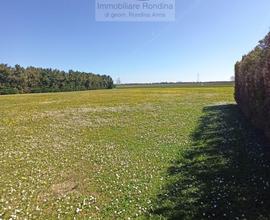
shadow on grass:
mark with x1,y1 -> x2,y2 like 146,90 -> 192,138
151,104 -> 270,220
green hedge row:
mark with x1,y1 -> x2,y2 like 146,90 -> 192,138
235,32 -> 270,138
0,88 -> 19,95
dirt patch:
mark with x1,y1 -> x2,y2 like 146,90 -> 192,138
50,180 -> 78,197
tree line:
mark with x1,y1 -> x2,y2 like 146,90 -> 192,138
0,64 -> 114,94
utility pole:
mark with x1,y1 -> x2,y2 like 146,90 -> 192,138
197,73 -> 200,83
116,77 -> 121,85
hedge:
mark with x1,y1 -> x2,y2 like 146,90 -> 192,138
235,32 -> 270,138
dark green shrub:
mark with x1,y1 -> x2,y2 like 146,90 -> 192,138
235,32 -> 270,138
0,88 -> 19,95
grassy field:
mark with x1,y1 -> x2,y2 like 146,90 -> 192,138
116,82 -> 234,89
1,86 -> 270,219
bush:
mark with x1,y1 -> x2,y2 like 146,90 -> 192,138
235,32 -> 270,138
0,88 -> 19,95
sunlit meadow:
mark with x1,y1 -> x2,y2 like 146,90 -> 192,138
1,86 -> 235,219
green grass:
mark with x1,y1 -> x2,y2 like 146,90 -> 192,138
0,86 -> 269,219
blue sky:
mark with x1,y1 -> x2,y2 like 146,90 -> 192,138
1,0 -> 270,83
